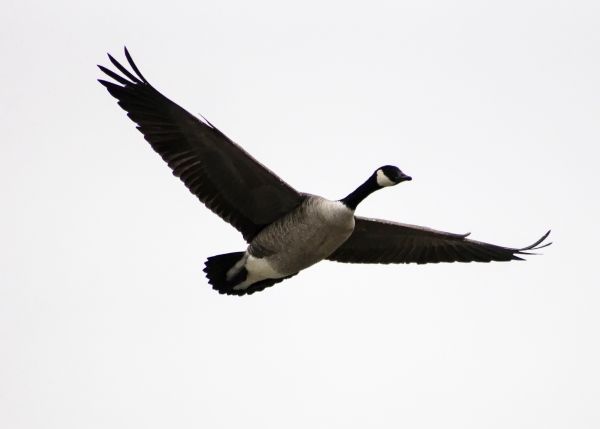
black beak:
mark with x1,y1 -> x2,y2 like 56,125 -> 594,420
398,173 -> 412,182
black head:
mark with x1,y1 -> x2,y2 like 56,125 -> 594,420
340,165 -> 412,209
375,165 -> 412,187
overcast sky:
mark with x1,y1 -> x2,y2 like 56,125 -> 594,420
1,0 -> 599,428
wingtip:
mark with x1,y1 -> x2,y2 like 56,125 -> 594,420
537,230 -> 552,248
123,46 -> 149,84
517,229 -> 552,254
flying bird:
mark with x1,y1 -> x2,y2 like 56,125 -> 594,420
98,48 -> 551,296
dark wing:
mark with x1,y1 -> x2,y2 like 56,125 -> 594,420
327,217 -> 551,264
98,48 -> 303,241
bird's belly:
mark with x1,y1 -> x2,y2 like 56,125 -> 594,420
266,224 -> 353,275
249,198 -> 355,276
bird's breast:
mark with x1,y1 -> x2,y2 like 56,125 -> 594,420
248,196 -> 355,274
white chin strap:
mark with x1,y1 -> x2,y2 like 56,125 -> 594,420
376,170 -> 396,187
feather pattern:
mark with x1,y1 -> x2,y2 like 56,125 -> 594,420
98,48 -> 302,241
327,217 -> 551,264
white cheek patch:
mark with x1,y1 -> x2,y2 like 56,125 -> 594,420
376,169 -> 396,187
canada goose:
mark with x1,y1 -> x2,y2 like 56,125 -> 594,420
98,48 -> 551,296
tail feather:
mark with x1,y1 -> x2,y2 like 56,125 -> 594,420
203,252 -> 296,296
203,252 -> 247,294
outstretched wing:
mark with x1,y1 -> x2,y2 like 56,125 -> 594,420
98,48 -> 303,241
327,217 -> 551,264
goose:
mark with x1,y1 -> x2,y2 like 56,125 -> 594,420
98,48 -> 551,296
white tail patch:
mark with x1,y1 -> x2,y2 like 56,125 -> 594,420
232,255 -> 284,291
226,253 -> 248,281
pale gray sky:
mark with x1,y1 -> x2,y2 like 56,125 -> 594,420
1,1 -> 599,428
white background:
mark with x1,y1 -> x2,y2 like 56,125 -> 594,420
1,1 -> 599,428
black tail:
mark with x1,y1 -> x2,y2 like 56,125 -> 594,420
203,252 -> 297,296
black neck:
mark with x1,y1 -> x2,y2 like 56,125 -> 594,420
340,176 -> 380,210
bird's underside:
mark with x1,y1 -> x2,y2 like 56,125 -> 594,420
98,47 -> 551,296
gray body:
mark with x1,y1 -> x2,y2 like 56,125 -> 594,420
228,195 -> 355,290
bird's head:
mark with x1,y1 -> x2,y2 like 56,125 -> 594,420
374,165 -> 412,187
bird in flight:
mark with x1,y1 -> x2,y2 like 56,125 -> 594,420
98,48 -> 551,296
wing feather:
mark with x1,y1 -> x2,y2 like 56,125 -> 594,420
327,217 -> 551,264
98,48 -> 303,241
